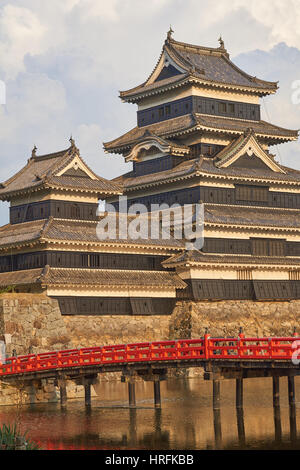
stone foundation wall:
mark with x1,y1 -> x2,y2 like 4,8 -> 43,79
0,294 -> 299,406
172,300 -> 300,339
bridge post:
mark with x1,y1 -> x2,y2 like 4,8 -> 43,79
288,375 -> 296,406
128,380 -> 136,407
236,378 -> 243,409
60,383 -> 67,407
213,379 -> 221,410
153,379 -> 161,408
273,376 -> 280,408
75,375 -> 98,408
288,375 -> 297,441
272,376 -> 282,442
84,383 -> 91,407
57,378 -> 67,407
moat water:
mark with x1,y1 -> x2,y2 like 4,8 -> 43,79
1,376 -> 300,450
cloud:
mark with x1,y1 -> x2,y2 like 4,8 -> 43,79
0,5 -> 46,80
235,42 -> 300,168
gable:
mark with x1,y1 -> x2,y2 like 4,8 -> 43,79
154,64 -> 183,83
230,153 -> 273,170
63,167 -> 91,178
215,132 -> 286,174
55,155 -> 97,180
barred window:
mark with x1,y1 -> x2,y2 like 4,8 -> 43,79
218,102 -> 227,113
236,185 -> 269,202
228,103 -> 235,114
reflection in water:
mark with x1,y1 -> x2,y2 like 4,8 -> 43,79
236,408 -> 245,447
213,408 -> 222,449
0,377 -> 299,450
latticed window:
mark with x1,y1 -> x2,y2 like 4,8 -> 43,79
236,185 -> 269,203
252,239 -> 285,257
269,240 -> 285,257
218,102 -> 227,113
228,103 -> 235,114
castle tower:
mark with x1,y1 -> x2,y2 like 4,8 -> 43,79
0,139 -> 185,315
103,32 -> 300,302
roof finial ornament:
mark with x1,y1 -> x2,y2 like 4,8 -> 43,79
218,35 -> 225,49
167,25 -> 174,41
70,135 -> 75,148
31,145 -> 37,158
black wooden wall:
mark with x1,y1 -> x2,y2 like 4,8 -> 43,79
137,96 -> 260,127
178,279 -> 300,301
0,251 -> 167,273
54,296 -> 176,316
10,200 -> 99,224
117,185 -> 300,211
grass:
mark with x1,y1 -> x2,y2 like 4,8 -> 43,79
0,423 -> 40,450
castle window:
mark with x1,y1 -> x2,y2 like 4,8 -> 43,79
252,239 -> 285,257
158,107 -> 164,118
252,239 -> 268,256
236,185 -> 269,203
228,103 -> 235,114
70,204 -> 80,219
218,102 -> 227,113
165,105 -> 171,115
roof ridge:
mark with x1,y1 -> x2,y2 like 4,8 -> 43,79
32,148 -> 70,161
168,37 -> 228,57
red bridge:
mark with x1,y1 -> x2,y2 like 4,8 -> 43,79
0,334 -> 299,409
0,335 -> 299,377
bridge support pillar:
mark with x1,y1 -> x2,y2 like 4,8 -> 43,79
273,376 -> 280,408
213,379 -> 221,410
288,375 -> 296,406
128,381 -> 136,407
236,378 -> 243,409
56,378 -> 67,407
288,375 -> 297,441
272,376 -> 282,441
60,384 -> 67,407
84,383 -> 91,407
153,380 -> 161,408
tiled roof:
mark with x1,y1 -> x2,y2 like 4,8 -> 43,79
199,158 -> 300,183
0,218 -> 184,250
120,37 -> 278,102
163,250 -> 300,268
0,266 -> 186,290
115,158 -> 196,190
0,144 -> 121,200
104,115 -> 195,152
204,204 -> 300,229
104,114 -> 297,153
0,268 -> 44,287
42,267 -> 186,289
115,159 -> 300,194
0,219 -> 47,247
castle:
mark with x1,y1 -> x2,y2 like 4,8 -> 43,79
0,30 -> 300,319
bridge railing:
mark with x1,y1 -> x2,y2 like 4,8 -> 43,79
0,336 -> 298,377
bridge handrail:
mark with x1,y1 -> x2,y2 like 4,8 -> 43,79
0,336 -> 299,377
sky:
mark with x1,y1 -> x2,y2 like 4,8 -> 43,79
0,0 -> 299,225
